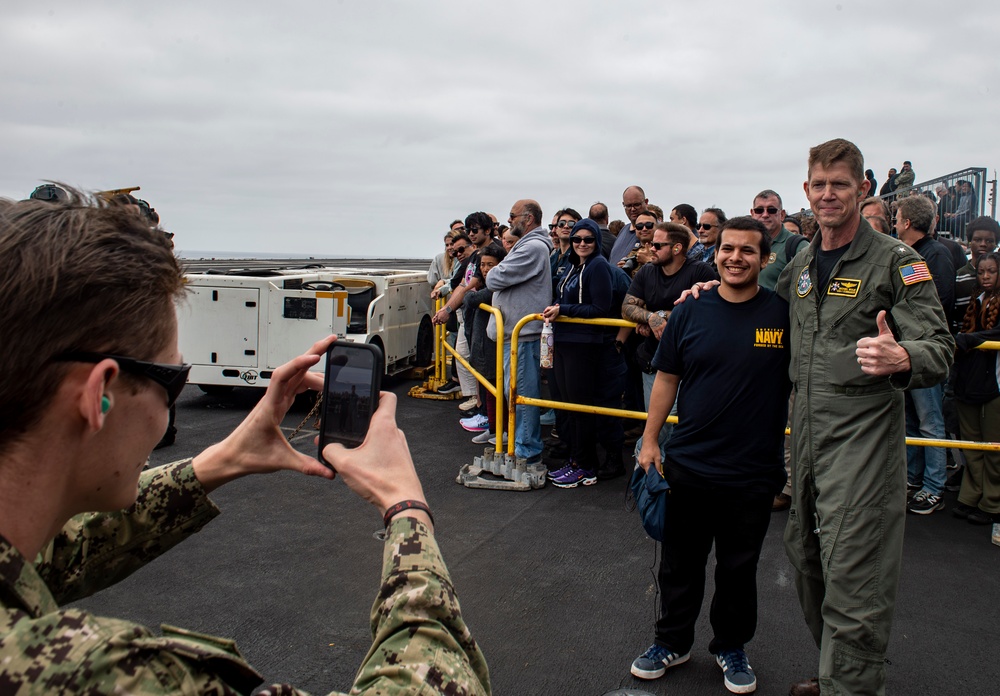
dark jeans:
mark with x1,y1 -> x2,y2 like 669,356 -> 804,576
655,481 -> 773,655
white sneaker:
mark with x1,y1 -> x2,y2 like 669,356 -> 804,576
459,396 -> 479,412
460,413 -> 489,432
487,433 -> 508,446
471,430 -> 493,444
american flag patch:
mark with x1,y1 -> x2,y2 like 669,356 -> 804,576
899,262 -> 931,285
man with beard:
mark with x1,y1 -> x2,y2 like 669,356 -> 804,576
486,199 -> 553,466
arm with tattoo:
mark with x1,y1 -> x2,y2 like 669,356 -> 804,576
622,294 -> 667,334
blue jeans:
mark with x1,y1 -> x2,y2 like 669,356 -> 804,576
503,338 -> 543,461
636,371 -> 677,463
905,383 -> 947,496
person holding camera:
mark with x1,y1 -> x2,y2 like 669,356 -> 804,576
622,222 -> 717,411
618,209 -> 658,278
0,191 -> 490,695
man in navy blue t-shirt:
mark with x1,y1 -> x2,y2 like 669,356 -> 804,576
629,216 -> 791,695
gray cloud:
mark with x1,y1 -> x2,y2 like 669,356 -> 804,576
2,1 -> 997,257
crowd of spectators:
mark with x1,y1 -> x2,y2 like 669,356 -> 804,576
429,184 -> 998,521
424,138 -> 998,694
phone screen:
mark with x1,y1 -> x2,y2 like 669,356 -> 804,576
319,343 -> 381,460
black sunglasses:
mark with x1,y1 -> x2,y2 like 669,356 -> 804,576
650,241 -> 676,251
751,206 -> 780,216
634,222 -> 656,231
571,236 -> 596,245
697,223 -> 717,230
450,245 -> 469,256
54,351 -> 191,407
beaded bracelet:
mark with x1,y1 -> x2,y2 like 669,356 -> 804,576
382,500 -> 434,529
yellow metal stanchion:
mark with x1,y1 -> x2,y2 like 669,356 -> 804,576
408,297 -> 463,400
455,305 -> 531,490
449,313 -> 1000,492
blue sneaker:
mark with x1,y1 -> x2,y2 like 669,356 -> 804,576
630,643 -> 690,680
546,460 -> 575,480
552,466 -> 596,488
715,648 -> 756,693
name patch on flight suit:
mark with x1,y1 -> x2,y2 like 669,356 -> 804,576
754,328 -> 785,348
796,268 -> 812,297
826,278 -> 862,298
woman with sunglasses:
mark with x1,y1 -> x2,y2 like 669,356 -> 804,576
542,219 -> 626,487
0,191 -> 489,695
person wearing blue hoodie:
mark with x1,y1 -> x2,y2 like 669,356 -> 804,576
542,219 -> 627,487
486,200 -> 554,465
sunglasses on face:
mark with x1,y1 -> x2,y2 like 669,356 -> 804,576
650,241 -> 676,251
54,351 -> 191,408
752,206 -> 780,216
571,236 -> 596,245
634,222 -> 656,231
451,245 -> 469,256
697,223 -> 717,230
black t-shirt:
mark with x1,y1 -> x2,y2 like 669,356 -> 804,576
471,241 -> 505,284
814,243 -> 851,293
652,288 -> 792,494
627,259 -> 718,359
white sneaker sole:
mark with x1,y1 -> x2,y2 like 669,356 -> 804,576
716,655 -> 756,693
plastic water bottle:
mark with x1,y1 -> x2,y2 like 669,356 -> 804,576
540,320 -> 554,369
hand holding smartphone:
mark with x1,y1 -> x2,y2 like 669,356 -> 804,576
318,342 -> 383,465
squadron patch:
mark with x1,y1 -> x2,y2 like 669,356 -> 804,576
768,252 -> 778,265
899,262 -> 931,285
796,268 -> 812,297
826,278 -> 862,298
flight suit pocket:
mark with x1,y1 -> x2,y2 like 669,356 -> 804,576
822,506 -> 884,609
826,291 -> 876,386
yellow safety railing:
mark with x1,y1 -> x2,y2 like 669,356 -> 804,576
434,301 -> 506,454
506,313 -> 1000,455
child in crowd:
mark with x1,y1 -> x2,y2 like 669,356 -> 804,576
461,246 -> 507,443
953,251 -> 1000,526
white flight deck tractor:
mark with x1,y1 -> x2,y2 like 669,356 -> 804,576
177,266 -> 434,393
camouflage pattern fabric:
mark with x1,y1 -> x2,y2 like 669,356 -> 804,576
893,169 -> 915,197
0,461 -> 491,695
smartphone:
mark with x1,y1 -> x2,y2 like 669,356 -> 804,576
318,342 -> 383,465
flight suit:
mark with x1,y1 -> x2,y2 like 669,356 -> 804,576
775,219 -> 953,696
0,461 -> 490,695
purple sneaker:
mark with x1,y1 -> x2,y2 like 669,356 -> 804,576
547,461 -> 575,480
552,466 -> 597,488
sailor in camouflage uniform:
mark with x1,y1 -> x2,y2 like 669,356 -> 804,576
0,191 -> 490,695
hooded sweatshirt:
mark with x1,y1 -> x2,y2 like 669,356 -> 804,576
553,219 -> 616,344
486,224 -> 553,340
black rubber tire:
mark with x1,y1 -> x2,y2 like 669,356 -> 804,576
198,384 -> 235,396
415,315 -> 434,367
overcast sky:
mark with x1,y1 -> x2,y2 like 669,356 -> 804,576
3,1 -> 997,258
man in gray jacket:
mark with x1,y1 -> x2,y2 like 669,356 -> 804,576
486,199 -> 554,465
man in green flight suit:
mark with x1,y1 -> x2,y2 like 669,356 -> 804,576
0,190 -> 490,695
778,140 -> 953,696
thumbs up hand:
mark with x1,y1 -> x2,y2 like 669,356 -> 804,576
856,310 -> 912,376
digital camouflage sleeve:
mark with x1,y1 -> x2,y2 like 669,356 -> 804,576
0,461 -> 491,695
